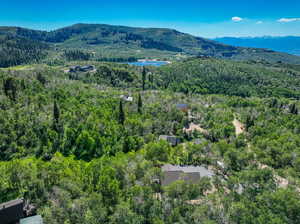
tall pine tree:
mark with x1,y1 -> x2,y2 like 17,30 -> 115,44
3,77 -> 17,101
53,100 -> 60,132
119,100 -> 125,125
138,93 -> 143,114
142,66 -> 146,91
290,103 -> 298,115
148,72 -> 154,89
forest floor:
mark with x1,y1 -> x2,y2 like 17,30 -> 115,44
183,122 -> 208,135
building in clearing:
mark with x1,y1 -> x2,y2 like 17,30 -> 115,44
69,65 -> 95,73
161,164 -> 215,186
120,95 -> 133,102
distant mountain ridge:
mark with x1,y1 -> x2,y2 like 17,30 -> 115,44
1,23 -> 300,67
0,24 -> 238,55
214,36 -> 300,56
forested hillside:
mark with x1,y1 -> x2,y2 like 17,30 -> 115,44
0,33 -> 49,67
155,58 -> 300,98
1,24 -> 300,68
0,59 -> 300,223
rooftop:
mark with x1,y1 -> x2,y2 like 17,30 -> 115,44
0,199 -> 24,224
162,164 -> 215,177
0,199 -> 24,210
161,164 -> 215,186
20,215 -> 43,224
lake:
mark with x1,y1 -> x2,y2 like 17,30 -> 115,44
127,61 -> 169,67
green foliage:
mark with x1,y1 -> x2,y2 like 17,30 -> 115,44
53,100 -> 60,130
119,100 -> 125,125
3,77 -> 18,101
64,50 -> 91,61
74,130 -> 96,160
2,24 -> 300,68
0,61 -> 300,224
138,93 -> 143,114
155,58 -> 300,98
142,67 -> 147,91
145,141 -> 172,163
0,34 -> 49,67
36,73 -> 47,86
229,188 -> 300,224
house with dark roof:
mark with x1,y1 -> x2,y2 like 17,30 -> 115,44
69,65 -> 95,73
0,199 -> 24,224
0,199 -> 43,224
80,65 -> 95,72
161,164 -> 215,186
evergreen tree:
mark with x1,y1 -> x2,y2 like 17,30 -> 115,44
110,71 -> 116,87
138,93 -> 143,114
3,77 -> 17,101
123,135 -> 131,153
64,50 -> 91,61
142,66 -> 147,91
37,73 -> 47,86
53,100 -> 60,131
148,72 -> 154,89
245,115 -> 255,131
119,100 -> 125,125
270,98 -> 278,108
54,101 -> 60,123
290,103 -> 298,115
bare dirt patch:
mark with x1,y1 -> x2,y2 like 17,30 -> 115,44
233,118 -> 245,136
183,123 -> 208,135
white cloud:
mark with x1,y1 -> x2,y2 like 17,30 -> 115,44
278,18 -> 300,23
232,17 -> 243,22
256,21 -> 263,24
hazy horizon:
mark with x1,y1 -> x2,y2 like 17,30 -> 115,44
1,22 -> 300,39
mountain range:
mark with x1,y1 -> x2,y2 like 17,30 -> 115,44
1,23 -> 300,67
214,36 -> 300,56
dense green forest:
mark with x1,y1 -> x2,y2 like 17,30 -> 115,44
0,34 -> 49,67
0,57 -> 300,223
155,58 -> 300,98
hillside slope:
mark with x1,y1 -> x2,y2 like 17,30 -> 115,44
0,31 -> 49,67
1,24 -> 300,66
155,58 -> 300,98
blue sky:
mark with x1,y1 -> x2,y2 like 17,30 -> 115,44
1,0 -> 300,38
